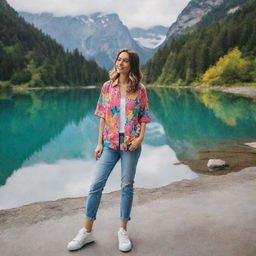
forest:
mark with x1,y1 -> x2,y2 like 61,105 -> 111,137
143,0 -> 256,86
0,0 -> 108,91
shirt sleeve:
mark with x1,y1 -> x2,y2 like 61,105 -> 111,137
138,86 -> 151,123
94,83 -> 106,119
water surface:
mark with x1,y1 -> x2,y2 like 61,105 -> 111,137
0,87 -> 255,209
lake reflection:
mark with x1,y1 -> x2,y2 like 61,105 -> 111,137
0,87 -> 256,209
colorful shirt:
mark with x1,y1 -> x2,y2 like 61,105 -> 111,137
94,78 -> 151,151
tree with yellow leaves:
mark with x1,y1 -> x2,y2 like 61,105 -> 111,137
201,47 -> 253,85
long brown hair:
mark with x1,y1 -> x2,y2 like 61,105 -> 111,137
109,48 -> 143,93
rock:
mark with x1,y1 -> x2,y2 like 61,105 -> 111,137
244,142 -> 256,149
165,0 -> 224,43
207,159 -> 227,170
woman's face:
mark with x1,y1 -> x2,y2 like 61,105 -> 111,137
115,51 -> 131,76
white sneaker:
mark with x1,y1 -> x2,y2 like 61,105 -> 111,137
67,227 -> 95,251
118,228 -> 132,252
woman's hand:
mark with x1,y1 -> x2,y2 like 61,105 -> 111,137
129,137 -> 143,151
94,143 -> 103,160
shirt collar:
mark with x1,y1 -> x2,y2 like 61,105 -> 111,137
111,78 -> 119,87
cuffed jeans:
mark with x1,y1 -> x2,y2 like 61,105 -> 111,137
85,133 -> 141,222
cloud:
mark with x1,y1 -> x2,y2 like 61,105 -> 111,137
8,0 -> 190,29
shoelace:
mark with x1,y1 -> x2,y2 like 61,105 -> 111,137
73,230 -> 86,242
119,230 -> 130,243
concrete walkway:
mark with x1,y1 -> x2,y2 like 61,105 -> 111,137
1,167 -> 256,256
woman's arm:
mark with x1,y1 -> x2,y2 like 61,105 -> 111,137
94,117 -> 105,160
138,122 -> 146,141
129,122 -> 147,151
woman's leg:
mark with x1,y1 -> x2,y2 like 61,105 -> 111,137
84,146 -> 120,228
84,219 -> 94,232
120,220 -> 128,230
119,146 -> 142,228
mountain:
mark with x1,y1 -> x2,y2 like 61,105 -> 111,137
164,0 -> 224,43
0,0 -> 108,89
143,0 -> 256,85
191,0 -> 244,28
164,0 -> 249,45
130,25 -> 168,49
18,11 -> 155,69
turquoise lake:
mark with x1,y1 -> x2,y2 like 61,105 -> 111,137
0,87 -> 256,210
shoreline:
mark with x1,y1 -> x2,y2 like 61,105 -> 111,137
147,84 -> 256,98
0,166 -> 255,230
0,138 -> 255,214
183,139 -> 256,175
1,84 -> 256,98
195,85 -> 256,97
1,166 -> 256,256
13,85 -> 97,91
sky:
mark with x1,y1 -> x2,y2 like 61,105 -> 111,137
7,0 -> 191,29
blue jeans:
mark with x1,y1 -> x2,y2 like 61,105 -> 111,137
85,133 -> 142,222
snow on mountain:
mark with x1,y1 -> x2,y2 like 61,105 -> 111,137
18,11 -> 154,69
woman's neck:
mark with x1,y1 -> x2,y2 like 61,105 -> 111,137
118,74 -> 129,85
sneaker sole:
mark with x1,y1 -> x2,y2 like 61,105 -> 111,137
119,243 -> 133,253
68,239 -> 95,251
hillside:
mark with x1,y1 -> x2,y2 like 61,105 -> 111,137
0,0 -> 108,90
143,0 -> 256,86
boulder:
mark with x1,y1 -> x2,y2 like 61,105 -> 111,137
244,142 -> 256,149
207,159 -> 227,171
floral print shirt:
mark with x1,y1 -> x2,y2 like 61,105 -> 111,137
94,78 -> 151,151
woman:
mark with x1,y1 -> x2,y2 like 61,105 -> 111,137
67,48 -> 151,252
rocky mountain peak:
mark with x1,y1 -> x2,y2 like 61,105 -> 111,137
18,11 -> 154,69
165,0 -> 224,42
